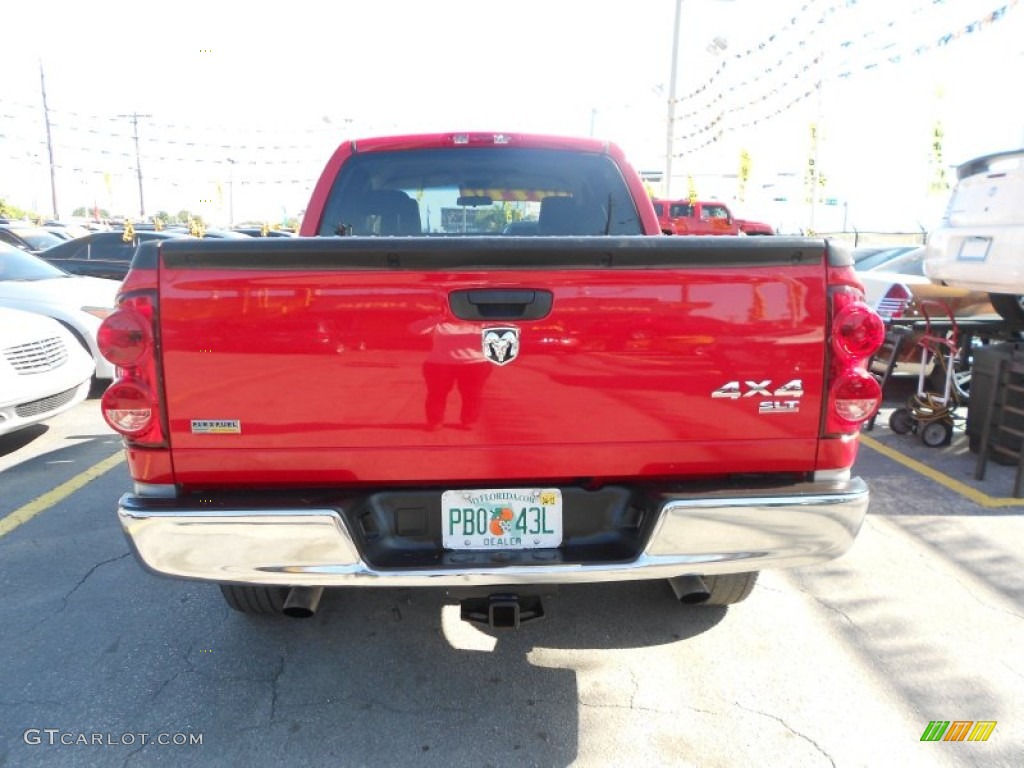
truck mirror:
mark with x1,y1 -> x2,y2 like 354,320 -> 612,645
457,195 -> 493,207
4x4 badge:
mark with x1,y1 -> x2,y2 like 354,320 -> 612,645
482,327 -> 520,366
711,379 -> 804,399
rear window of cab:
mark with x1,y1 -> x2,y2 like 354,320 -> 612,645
317,147 -> 643,237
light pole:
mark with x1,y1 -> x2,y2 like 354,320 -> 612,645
227,158 -> 236,228
664,1 -> 732,199
664,0 -> 684,198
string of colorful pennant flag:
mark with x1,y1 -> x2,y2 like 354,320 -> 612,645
672,0 -> 1019,157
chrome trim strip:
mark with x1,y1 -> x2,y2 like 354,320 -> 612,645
117,478 -> 869,587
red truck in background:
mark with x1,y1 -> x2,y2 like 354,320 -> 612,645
653,198 -> 775,236
98,132 -> 883,627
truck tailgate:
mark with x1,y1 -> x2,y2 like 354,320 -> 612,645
156,238 -> 828,487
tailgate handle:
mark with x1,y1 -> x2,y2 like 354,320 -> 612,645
449,289 -> 553,321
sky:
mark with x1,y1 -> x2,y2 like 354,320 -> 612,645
1,0 -> 1022,233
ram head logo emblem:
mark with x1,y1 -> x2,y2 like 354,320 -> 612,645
482,327 -> 520,366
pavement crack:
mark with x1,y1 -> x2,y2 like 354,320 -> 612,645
806,593 -> 858,628
270,654 -> 286,723
120,743 -> 147,768
785,581 -> 859,629
151,670 -> 184,704
735,703 -> 836,767
8,552 -> 131,642
60,552 -> 132,612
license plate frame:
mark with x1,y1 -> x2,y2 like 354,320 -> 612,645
441,488 -> 563,551
957,236 -> 991,262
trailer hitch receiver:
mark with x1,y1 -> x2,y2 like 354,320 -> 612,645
460,593 -> 545,629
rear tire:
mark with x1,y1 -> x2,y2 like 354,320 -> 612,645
701,572 -> 759,605
219,585 -> 288,615
990,293 -> 1024,327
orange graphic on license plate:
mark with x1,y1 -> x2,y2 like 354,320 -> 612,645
489,507 -> 515,535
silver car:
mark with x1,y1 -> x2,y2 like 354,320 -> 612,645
0,242 -> 118,379
0,306 -> 95,435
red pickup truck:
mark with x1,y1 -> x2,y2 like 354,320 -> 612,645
98,132 -> 883,627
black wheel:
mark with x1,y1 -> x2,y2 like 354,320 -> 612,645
990,293 -> 1024,328
219,585 -> 288,615
701,572 -> 759,605
920,419 -> 953,448
889,408 -> 915,435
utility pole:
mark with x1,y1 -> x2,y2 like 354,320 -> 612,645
118,112 -> 152,218
664,0 -> 683,198
39,61 -> 58,220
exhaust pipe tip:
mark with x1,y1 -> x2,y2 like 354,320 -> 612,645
668,575 -> 711,605
282,586 -> 325,619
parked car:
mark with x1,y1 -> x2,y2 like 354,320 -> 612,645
858,247 -> 993,319
44,222 -> 92,241
0,306 -> 94,436
652,199 -> 739,235
231,227 -> 296,238
924,148 -> 1024,324
232,225 -> 296,237
858,246 -> 993,399
41,228 -> 74,241
36,230 -> 185,281
853,245 -> 919,271
165,226 -> 250,239
0,224 -> 66,254
0,243 -> 118,379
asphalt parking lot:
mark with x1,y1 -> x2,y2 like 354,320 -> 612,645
0,381 -> 1021,768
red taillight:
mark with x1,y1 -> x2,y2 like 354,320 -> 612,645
830,370 -> 882,425
98,309 -> 151,368
101,291 -> 165,446
823,277 -> 885,437
831,301 -> 886,360
876,284 -> 911,320
101,381 -> 155,435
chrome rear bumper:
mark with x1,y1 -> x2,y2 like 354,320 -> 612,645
117,478 -> 869,587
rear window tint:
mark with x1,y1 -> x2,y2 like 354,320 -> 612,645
317,147 -> 643,237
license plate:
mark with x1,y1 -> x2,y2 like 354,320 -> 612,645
441,488 -> 562,550
957,236 -> 991,261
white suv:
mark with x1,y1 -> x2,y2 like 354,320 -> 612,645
924,149 -> 1024,324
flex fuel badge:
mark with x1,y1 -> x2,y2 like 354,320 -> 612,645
191,420 -> 241,434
